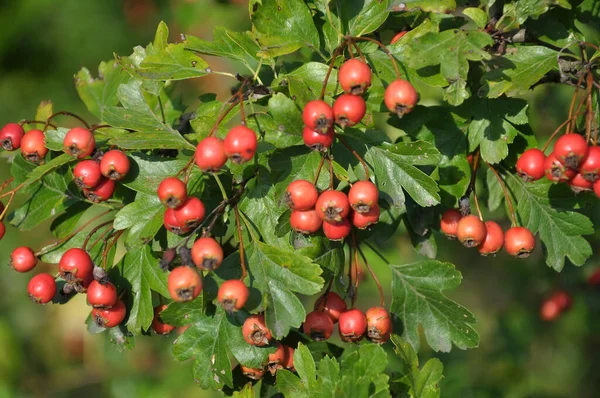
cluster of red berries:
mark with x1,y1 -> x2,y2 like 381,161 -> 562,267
540,290 -> 572,321
286,179 -> 380,240
0,123 -> 48,164
517,133 -> 600,195
303,292 -> 392,344
194,125 -> 257,172
440,210 -> 536,258
158,177 -> 206,235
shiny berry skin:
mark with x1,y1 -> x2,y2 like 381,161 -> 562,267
504,226 -> 536,258
10,246 -> 37,273
351,204 -> 380,229
20,129 -> 48,164
540,298 -> 561,321
164,207 -> 190,235
384,79 -> 418,117
456,215 -> 487,248
152,304 -> 176,335
303,310 -> 334,341
290,209 -> 322,234
333,94 -> 366,127
440,209 -> 462,239
339,59 -> 372,95
218,280 -> 249,312
100,150 -> 130,180
266,343 -> 286,375
0,221 -> 4,241
348,180 -> 378,213
64,127 -> 95,159
28,273 -> 56,304
303,126 -> 335,152
553,133 -> 589,169
302,100 -> 334,134
173,197 -> 205,230
157,177 -> 188,209
516,148 -> 546,182
168,266 -> 202,302
544,152 -> 576,182
195,137 -> 228,172
323,218 -> 352,241
86,280 -> 118,309
366,306 -> 392,344
579,146 -> 600,182
391,31 -> 409,44
59,248 -> 94,287
594,180 -> 600,199
92,299 -> 126,328
283,345 -> 295,370
285,179 -> 318,211
338,308 -> 367,343
316,190 -> 350,222
314,291 -> 347,323
0,123 -> 24,150
478,221 -> 504,256
224,125 -> 257,164
83,178 -> 116,203
73,160 -> 103,189
241,366 -> 265,380
242,314 -> 272,346
568,173 -> 593,193
191,237 -> 223,271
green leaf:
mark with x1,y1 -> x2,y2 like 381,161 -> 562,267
504,174 -> 593,271
121,246 -> 169,334
390,260 -> 479,352
75,60 -> 131,119
480,46 -> 558,98
340,0 -> 390,37
44,128 -> 68,151
267,93 -> 304,139
391,335 -> 443,398
138,43 -> 210,81
498,0 -> 571,30
33,101 -> 53,129
113,193 -> 164,249
336,344 -> 390,397
159,297 -> 204,327
463,7 -> 488,28
389,0 -> 456,13
21,153 -> 75,190
486,168 -> 504,212
247,242 -> 324,339
121,154 -> 198,195
277,62 -> 339,107
249,0 -> 320,57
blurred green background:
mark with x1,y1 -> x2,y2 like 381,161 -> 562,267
1,1 -> 600,397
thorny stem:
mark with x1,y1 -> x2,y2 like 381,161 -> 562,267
233,205 -> 247,280
352,36 -> 401,79
45,111 -> 90,130
486,162 -> 518,227
320,45 -> 344,100
313,155 -> 326,186
19,120 -> 57,129
336,134 -> 370,180
356,243 -> 384,307
82,220 -> 114,251
102,230 -> 124,269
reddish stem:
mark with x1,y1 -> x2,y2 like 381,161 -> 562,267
352,36 -> 401,79
313,155 -> 326,186
45,111 -> 90,130
19,120 -> 57,129
336,134 -> 370,180
320,45 -> 344,100
82,220 -> 114,251
356,243 -> 384,307
486,162 -> 518,227
102,230 -> 124,269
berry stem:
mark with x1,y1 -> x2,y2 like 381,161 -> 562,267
541,112 -> 586,152
44,111 -> 90,130
320,45 -> 344,100
486,162 -> 518,227
352,36 -> 401,79
363,240 -> 391,264
0,192 -> 14,221
313,155 -> 326,186
356,242 -> 384,307
349,39 -> 367,63
90,124 -> 113,132
585,72 -> 594,143
213,174 -> 229,202
352,235 -> 360,308
472,190 -> 484,221
233,205 -> 247,281
465,150 -> 480,197
347,241 -> 354,305
566,72 -> 587,135
326,155 -> 335,190
82,220 -> 115,251
19,120 -> 57,129
0,177 -> 14,193
86,226 -> 115,252
102,230 -> 124,269
335,134 -> 370,180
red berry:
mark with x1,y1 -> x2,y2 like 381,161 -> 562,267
553,133 -> 589,169
164,207 -> 190,235
173,197 -> 205,230
59,248 -> 94,287
224,125 -> 257,164
391,31 -> 409,44
191,237 -> 223,271
516,148 -> 546,182
504,226 -> 535,258
351,204 -> 380,229
27,273 -> 56,304
195,137 -> 227,172
303,310 -> 334,341
168,266 -> 202,302
290,209 -> 323,234
540,298 -> 561,321
73,160 -> 103,189
440,209 -> 462,239
338,308 -> 367,343
218,279 -> 249,311
64,127 -> 95,159
266,342 -> 286,375
314,291 -> 347,323
0,123 -> 24,150
285,180 -> 318,211
10,246 -> 38,273
348,180 -> 378,213
384,79 -> 418,117
0,221 -> 4,241
323,218 -> 352,241
456,215 -> 487,248
568,173 -> 593,193
20,129 -> 48,164
333,94 -> 366,128
152,304 -> 176,335
338,59 -> 372,95
83,178 -> 116,203
478,221 -> 504,256
158,177 -> 188,208
579,146 -> 600,182
366,306 -> 392,344
550,290 -> 572,311
241,366 -> 265,380
242,314 -> 272,346
588,268 -> 600,286
100,150 -> 130,180
544,152 -> 576,182
283,345 -> 295,370
87,280 -> 118,309
316,190 -> 350,222
303,126 -> 335,152
302,100 -> 334,134
92,299 -> 126,328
